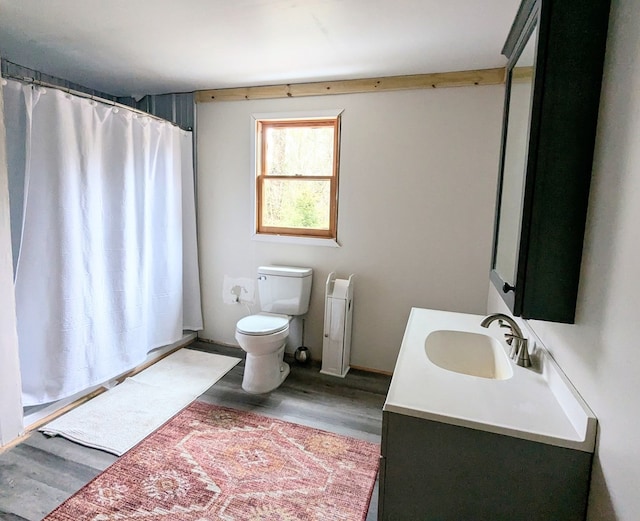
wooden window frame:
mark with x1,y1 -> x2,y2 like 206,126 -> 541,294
256,117 -> 340,239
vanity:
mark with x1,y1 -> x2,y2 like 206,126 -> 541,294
377,0 -> 610,516
378,308 -> 597,520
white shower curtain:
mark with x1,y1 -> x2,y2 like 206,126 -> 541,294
3,79 -> 203,406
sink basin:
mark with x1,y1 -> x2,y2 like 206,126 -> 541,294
425,330 -> 513,380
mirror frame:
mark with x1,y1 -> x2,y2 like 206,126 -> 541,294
491,0 -> 539,313
490,0 -> 611,323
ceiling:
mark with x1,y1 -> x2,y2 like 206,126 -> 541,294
0,0 -> 520,98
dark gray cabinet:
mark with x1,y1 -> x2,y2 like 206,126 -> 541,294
378,411 -> 593,520
491,0 -> 611,323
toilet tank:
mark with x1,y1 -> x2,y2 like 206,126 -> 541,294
258,266 -> 313,315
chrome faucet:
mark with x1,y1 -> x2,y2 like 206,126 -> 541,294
480,313 -> 531,368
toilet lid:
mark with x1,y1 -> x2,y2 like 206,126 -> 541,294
236,314 -> 289,335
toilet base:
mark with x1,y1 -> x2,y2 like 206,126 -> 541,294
242,345 -> 290,394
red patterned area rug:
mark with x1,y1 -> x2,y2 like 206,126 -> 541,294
44,402 -> 380,520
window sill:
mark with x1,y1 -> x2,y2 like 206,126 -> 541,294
251,233 -> 341,248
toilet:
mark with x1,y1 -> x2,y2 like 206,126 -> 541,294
235,266 -> 313,393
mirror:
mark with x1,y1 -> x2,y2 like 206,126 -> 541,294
493,25 -> 537,286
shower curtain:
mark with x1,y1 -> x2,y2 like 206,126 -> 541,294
3,79 -> 203,406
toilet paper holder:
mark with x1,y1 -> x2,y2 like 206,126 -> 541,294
320,272 -> 354,378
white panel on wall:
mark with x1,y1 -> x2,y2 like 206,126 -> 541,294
196,86 -> 503,372
222,275 -> 256,305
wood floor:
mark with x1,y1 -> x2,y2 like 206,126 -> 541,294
0,341 -> 391,520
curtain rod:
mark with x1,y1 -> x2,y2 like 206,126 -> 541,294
1,73 -> 183,129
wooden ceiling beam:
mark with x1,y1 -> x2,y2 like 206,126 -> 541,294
195,67 -> 507,103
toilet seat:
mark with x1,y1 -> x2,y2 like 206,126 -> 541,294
236,313 -> 289,336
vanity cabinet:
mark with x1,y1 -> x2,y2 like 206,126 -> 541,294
380,308 -> 598,520
490,0 -> 610,322
378,411 -> 593,521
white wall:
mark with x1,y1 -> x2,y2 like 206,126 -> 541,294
197,86 -> 503,372
0,78 -> 24,446
488,1 -> 640,518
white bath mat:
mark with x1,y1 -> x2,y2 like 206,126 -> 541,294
40,349 -> 240,455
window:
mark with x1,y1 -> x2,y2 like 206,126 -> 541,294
255,115 -> 340,239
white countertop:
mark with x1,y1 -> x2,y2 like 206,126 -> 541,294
384,308 -> 597,452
